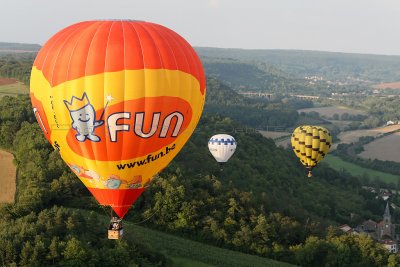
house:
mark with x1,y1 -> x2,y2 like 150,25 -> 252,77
380,239 -> 398,253
339,224 -> 352,233
380,191 -> 392,201
339,224 -> 358,235
387,120 -> 395,126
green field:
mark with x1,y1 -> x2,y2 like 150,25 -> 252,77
123,222 -> 296,267
0,82 -> 28,96
324,154 -> 400,184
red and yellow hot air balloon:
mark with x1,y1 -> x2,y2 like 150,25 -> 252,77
30,20 -> 206,219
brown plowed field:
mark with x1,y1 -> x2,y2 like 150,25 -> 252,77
373,82 -> 400,89
0,150 -> 16,203
359,132 -> 400,162
0,78 -> 17,86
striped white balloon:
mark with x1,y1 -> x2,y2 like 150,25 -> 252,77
208,134 -> 237,163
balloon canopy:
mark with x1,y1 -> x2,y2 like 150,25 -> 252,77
291,125 -> 332,177
208,134 -> 237,163
30,20 -> 206,218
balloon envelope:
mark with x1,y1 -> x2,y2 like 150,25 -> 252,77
291,125 -> 332,177
30,20 -> 206,218
208,134 -> 237,163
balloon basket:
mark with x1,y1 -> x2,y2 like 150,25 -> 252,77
108,215 -> 123,240
108,229 -> 123,240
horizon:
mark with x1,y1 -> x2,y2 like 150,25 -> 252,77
2,0 -> 400,56
4,41 -> 400,58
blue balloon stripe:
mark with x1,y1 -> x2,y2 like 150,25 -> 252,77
208,138 -> 237,145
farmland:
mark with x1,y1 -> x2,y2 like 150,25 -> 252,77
259,130 -> 291,139
0,77 -> 28,96
0,77 -> 17,86
359,132 -> 400,163
259,130 -> 292,149
298,105 -> 365,117
0,149 -> 16,203
337,124 -> 400,146
373,81 -> 400,89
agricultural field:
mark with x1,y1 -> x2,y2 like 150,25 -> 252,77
259,130 -> 291,140
125,223 -> 295,267
259,130 -> 292,148
373,81 -> 400,89
324,155 -> 400,184
0,77 -> 17,86
0,77 -> 28,96
297,105 -> 365,117
0,150 -> 16,203
337,124 -> 400,146
359,132 -> 400,163
327,120 -> 353,131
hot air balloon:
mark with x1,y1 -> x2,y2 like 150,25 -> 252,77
291,125 -> 332,177
208,134 -> 237,167
30,20 -> 206,238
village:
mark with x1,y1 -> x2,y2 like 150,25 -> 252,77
340,187 -> 399,253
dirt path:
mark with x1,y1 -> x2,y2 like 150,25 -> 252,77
0,150 -> 16,203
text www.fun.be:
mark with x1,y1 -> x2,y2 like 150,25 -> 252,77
116,144 -> 176,170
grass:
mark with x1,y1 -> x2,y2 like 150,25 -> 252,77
324,154 -> 400,184
170,257 -> 215,267
0,82 -> 28,96
122,223 -> 296,267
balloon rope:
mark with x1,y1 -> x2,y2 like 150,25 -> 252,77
98,204 -> 161,225
125,205 -> 162,225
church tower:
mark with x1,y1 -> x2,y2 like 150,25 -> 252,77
378,202 -> 395,240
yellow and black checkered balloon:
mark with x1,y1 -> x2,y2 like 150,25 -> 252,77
291,125 -> 332,177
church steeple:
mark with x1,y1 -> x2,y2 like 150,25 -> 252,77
374,201 -> 395,241
384,202 -> 391,217
383,201 -> 392,227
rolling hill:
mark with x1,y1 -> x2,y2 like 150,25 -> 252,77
0,45 -> 398,266
0,42 -> 40,52
196,47 -> 400,83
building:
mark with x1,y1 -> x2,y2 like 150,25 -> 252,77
352,202 -> 398,253
356,219 -> 378,240
380,239 -> 398,253
377,202 -> 396,240
339,224 -> 352,233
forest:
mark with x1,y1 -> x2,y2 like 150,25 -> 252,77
1,48 -> 400,266
0,94 -> 398,266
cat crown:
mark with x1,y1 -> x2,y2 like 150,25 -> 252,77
64,93 -> 90,111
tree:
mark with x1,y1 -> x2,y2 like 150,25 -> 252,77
61,237 -> 93,267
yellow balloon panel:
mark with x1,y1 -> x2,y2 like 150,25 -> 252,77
30,68 -> 205,189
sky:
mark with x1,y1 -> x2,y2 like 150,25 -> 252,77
2,0 -> 400,55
